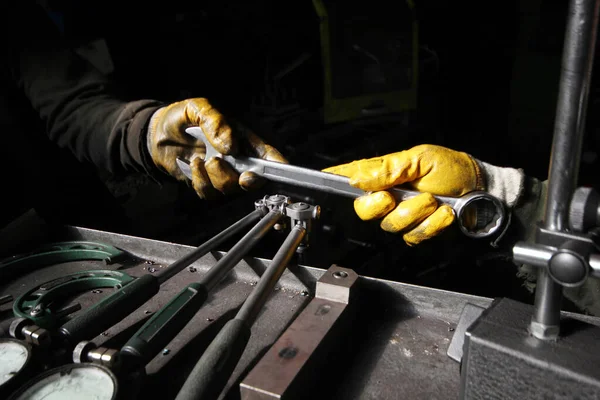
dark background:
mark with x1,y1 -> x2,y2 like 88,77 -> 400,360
11,0 -> 600,306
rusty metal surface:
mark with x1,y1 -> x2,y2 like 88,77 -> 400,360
2,226 -> 599,399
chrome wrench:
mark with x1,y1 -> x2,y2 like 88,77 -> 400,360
177,127 -> 506,239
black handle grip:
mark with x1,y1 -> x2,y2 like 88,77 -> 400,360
120,282 -> 209,366
175,318 -> 251,400
59,274 -> 160,345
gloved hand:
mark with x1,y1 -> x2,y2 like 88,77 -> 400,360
147,98 -> 287,199
323,145 -> 485,246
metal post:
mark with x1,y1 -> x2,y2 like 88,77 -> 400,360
156,210 -> 263,284
235,225 -> 306,325
199,210 -> 283,291
531,0 -> 600,340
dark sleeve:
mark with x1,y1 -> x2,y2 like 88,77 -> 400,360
5,2 -> 164,176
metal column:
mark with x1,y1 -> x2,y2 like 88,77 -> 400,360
531,0 -> 600,339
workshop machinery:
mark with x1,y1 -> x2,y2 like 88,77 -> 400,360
2,216 -> 599,399
2,0 -> 600,398
2,133 -> 508,399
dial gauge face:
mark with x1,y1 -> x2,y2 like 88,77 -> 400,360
12,364 -> 116,400
0,340 -> 30,386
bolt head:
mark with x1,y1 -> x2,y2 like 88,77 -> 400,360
529,321 -> 560,341
29,305 -> 43,316
291,202 -> 309,210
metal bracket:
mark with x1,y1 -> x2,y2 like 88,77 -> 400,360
254,195 -> 320,253
239,265 -> 359,399
513,224 -> 600,287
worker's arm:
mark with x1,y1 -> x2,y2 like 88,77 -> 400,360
5,2 -> 285,198
5,2 -> 160,177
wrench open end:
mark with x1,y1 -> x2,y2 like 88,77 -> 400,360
176,157 -> 193,180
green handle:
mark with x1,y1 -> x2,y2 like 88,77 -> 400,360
59,274 -> 160,345
120,282 -> 208,366
174,318 -> 251,400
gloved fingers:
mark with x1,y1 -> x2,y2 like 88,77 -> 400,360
205,157 -> 240,195
239,171 -> 267,191
347,152 -> 417,192
402,205 -> 455,246
190,157 -> 219,200
185,98 -> 237,155
230,121 -> 288,163
380,193 -> 438,233
353,191 -> 396,220
322,160 -> 362,178
323,151 -> 416,192
246,131 -> 288,163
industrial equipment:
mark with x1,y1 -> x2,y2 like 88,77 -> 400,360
1,0 -> 600,398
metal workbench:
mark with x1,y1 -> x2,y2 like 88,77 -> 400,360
1,225 -> 598,399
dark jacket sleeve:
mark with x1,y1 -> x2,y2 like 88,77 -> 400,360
4,2 -> 164,177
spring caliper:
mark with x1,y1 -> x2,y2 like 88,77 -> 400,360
3,241 -> 131,347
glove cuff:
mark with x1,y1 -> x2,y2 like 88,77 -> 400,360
138,105 -> 167,181
146,107 -> 165,163
475,159 -> 526,209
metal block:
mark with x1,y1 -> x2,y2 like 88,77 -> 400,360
460,297 -> 600,399
239,265 -> 359,400
447,303 -> 486,363
315,265 -> 358,303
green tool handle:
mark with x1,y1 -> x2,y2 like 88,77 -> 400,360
59,274 -> 160,345
120,282 -> 208,365
174,318 -> 251,400
119,211 -> 281,366
58,210 -> 263,346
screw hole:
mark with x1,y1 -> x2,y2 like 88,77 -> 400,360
333,271 -> 348,279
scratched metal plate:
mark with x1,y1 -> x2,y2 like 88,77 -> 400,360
2,226 -> 599,400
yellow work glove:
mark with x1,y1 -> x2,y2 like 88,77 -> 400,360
148,98 -> 287,199
323,145 -> 485,246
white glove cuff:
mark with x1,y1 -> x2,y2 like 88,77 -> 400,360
475,160 -> 526,208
